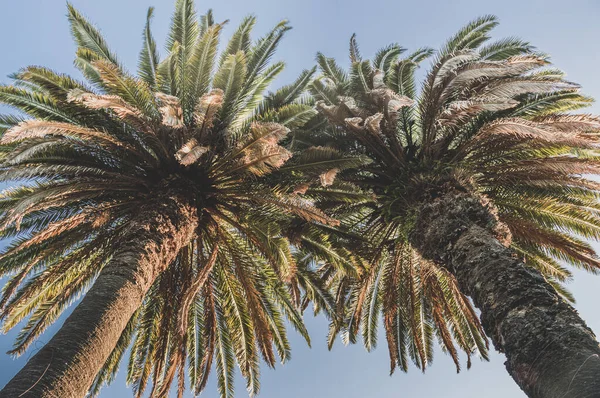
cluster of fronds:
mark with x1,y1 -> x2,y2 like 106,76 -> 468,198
0,2 -> 364,397
301,15 -> 600,374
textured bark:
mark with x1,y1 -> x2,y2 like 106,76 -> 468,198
410,191 -> 600,398
0,193 -> 197,398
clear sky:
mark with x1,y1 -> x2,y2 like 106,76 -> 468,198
1,0 -> 600,397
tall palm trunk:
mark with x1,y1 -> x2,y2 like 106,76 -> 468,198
410,190 -> 600,398
0,194 -> 198,398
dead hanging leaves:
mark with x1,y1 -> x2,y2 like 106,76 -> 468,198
174,89 -> 224,166
177,144 -> 210,166
319,168 -> 339,187
291,169 -> 339,195
314,66 -> 414,137
155,93 -> 184,128
237,122 -> 292,176
67,89 -> 155,135
2,120 -> 126,148
193,89 -> 224,132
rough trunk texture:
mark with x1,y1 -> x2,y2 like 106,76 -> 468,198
410,191 -> 600,398
0,193 -> 197,398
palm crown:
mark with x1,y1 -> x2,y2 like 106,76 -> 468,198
304,15 -> 600,374
0,2 -> 352,397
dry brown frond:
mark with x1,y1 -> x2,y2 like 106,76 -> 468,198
2,120 -> 126,148
67,90 -> 154,135
320,169 -> 340,187
194,89 -> 224,134
155,93 -> 184,127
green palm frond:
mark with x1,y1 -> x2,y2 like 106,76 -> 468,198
373,44 -> 405,73
67,3 -> 120,66
261,67 -> 317,112
187,20 -> 223,109
138,7 -> 160,88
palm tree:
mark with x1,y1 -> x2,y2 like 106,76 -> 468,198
307,16 -> 600,397
0,2 -> 349,397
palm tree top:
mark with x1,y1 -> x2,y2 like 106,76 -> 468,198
0,1 -> 355,397
305,14 -> 600,374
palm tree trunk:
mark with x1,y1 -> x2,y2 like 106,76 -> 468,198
0,194 -> 198,398
409,190 -> 600,398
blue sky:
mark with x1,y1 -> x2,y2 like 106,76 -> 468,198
1,0 -> 600,397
